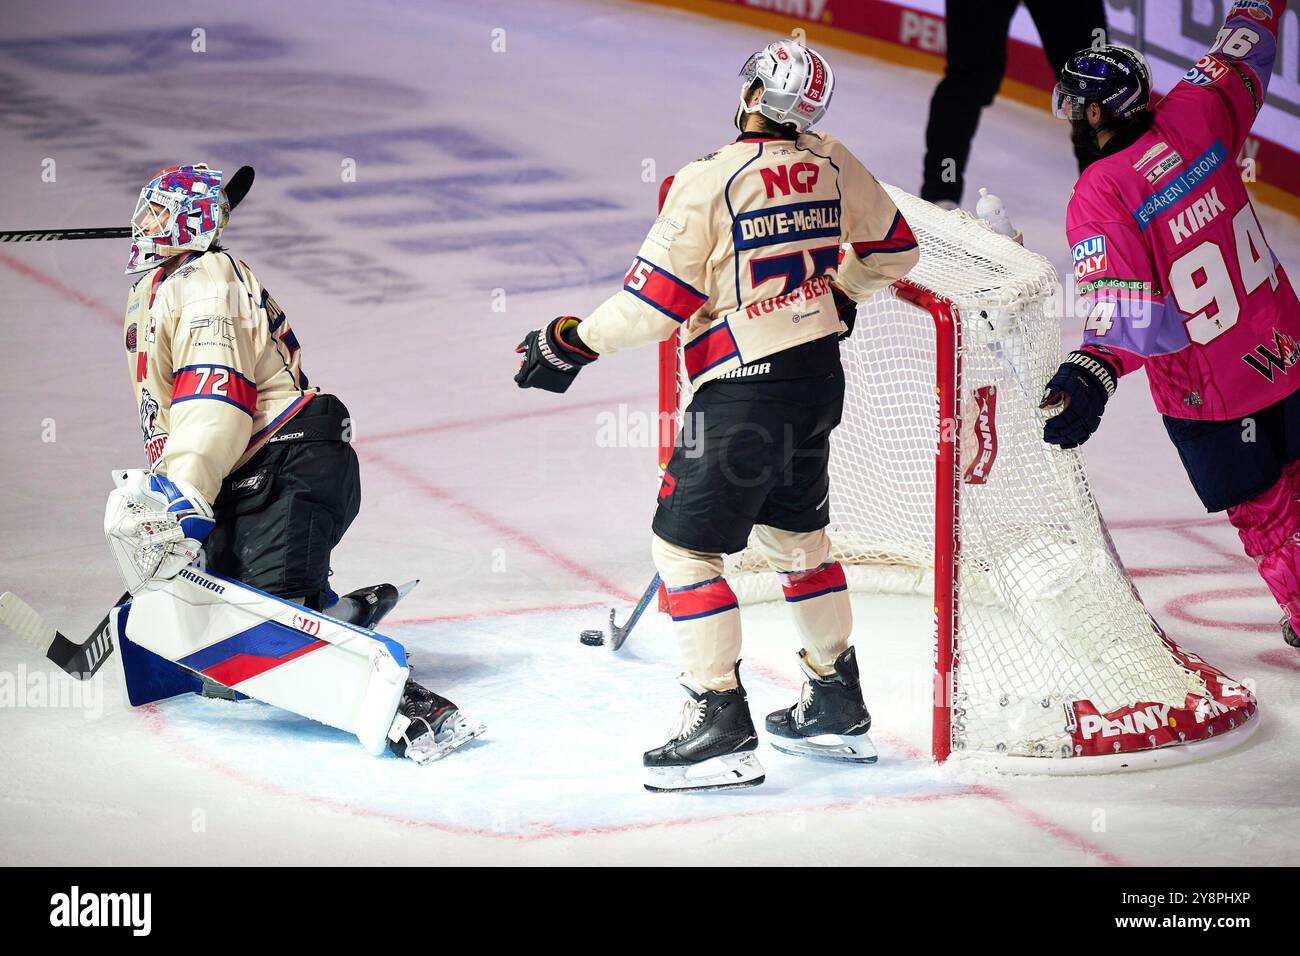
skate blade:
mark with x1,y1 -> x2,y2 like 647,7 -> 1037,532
771,732 -> 878,763
643,752 -> 765,792
405,712 -> 487,765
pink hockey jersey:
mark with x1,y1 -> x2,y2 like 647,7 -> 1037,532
1068,0 -> 1298,420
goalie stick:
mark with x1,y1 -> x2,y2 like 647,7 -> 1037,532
0,576 -> 419,681
607,573 -> 661,652
0,165 -> 255,243
0,591 -> 128,679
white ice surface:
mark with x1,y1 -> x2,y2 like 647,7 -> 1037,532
1,0 -> 1298,866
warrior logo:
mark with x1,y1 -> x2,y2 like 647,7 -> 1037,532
1242,328 -> 1300,382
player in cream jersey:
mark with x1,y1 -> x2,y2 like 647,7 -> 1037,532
516,42 -> 920,790
105,164 -> 481,763
124,242 -> 315,501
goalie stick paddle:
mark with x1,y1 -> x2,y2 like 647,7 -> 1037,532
607,573 -> 661,653
0,591 -> 129,680
0,164 -> 256,243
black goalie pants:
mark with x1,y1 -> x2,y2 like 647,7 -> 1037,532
202,394 -> 361,610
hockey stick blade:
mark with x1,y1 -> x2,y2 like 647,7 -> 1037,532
225,165 -> 255,210
0,165 -> 253,243
608,573 -> 661,653
0,591 -> 128,679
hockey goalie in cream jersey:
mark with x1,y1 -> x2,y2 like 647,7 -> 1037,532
104,164 -> 482,764
516,42 -> 920,791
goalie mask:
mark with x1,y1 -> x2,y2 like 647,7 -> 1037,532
735,40 -> 835,134
126,163 -> 229,275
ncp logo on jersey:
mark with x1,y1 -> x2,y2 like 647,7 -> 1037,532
760,162 -> 819,199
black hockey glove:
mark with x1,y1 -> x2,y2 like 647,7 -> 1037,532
514,317 -> 598,393
832,286 -> 858,339
1040,350 -> 1119,449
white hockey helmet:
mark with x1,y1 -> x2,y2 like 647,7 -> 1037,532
735,40 -> 835,133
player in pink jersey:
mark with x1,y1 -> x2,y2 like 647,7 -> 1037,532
1040,0 -> 1300,649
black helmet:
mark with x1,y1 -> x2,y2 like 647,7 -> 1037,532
1052,45 -> 1151,125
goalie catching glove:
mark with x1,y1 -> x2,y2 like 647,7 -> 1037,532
1039,350 -> 1118,449
514,316 -> 597,393
104,469 -> 215,594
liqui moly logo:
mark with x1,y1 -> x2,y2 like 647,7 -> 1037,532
963,386 -> 999,485
1072,235 -> 1107,281
1183,54 -> 1229,86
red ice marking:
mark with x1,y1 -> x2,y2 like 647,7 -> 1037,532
1163,587 -> 1277,633
739,662 -> 1131,865
135,701 -> 979,845
361,392 -> 655,445
133,632 -> 1119,860
387,600 -> 609,626
359,446 -> 638,604
1256,647 -> 1300,671
965,784 -> 1131,867
0,250 -> 119,322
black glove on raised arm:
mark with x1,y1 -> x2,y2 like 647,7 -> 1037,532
514,317 -> 598,393
1040,350 -> 1119,449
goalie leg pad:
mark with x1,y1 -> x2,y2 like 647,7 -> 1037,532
114,604 -> 204,707
652,534 -> 742,691
122,567 -> 408,755
753,526 -> 852,677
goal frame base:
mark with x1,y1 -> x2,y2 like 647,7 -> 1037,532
950,707 -> 1261,775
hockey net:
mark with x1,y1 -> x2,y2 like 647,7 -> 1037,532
658,184 -> 1258,772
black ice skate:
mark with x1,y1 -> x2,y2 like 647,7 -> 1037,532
643,663 -> 764,792
389,679 -> 485,764
331,580 -> 419,630
766,647 -> 877,763
1285,618 -> 1299,649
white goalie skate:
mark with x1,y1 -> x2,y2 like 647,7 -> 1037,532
389,680 -> 486,764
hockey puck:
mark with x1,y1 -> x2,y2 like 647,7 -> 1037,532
579,630 -> 605,647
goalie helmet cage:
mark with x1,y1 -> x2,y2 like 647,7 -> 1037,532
656,184 -> 1258,773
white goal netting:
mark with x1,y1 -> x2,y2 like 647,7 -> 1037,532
663,185 -> 1256,770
